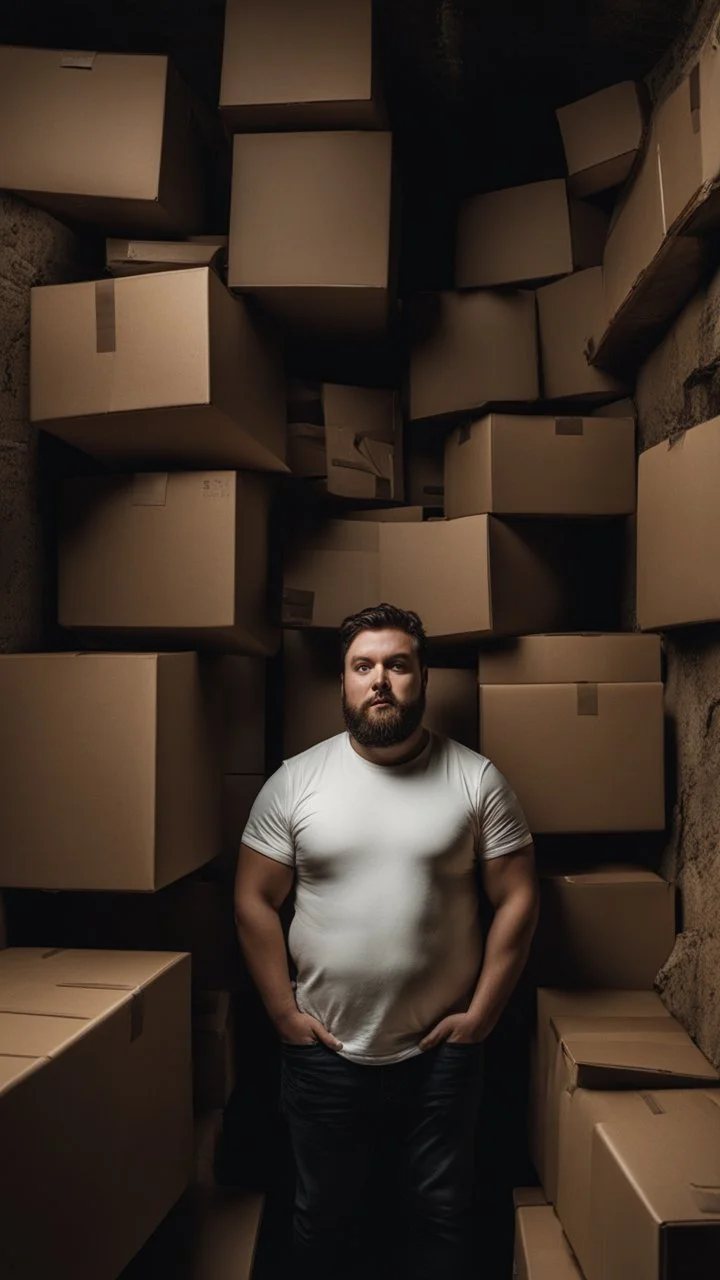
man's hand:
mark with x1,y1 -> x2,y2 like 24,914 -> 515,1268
418,1012 -> 488,1052
275,1008 -> 343,1051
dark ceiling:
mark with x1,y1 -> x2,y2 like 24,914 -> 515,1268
1,0 -> 700,292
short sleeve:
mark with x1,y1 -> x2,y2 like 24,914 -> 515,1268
241,764 -> 296,866
477,760 -> 533,861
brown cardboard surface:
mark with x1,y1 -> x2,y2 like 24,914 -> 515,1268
537,267 -> 627,400
443,413 -> 636,517
31,268 -> 287,471
530,988 -> 667,1190
0,948 -> 192,1280
192,990 -> 237,1112
456,180 -> 574,288
282,628 -> 479,756
477,633 -> 661,684
514,1205 -> 582,1280
533,866 -> 675,989
556,81 -> 645,197
557,1088 -> 719,1280
106,237 -> 227,277
0,653 -> 220,891
282,518 -> 382,627
637,415 -> 720,630
288,382 -> 403,500
408,289 -> 539,422
228,131 -> 394,339
602,125 -> 666,326
0,47 -> 205,235
478,682 -> 665,832
404,423 -> 445,508
514,1187 -> 549,1209
656,38 -> 720,235
590,396 -> 636,417
591,1093 -> 720,1280
345,506 -> 426,521
59,472 -> 280,655
219,0 -> 382,131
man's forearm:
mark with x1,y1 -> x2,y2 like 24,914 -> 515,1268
466,892 -> 539,1037
235,899 -> 297,1026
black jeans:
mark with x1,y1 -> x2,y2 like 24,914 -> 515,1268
280,1038 -> 485,1280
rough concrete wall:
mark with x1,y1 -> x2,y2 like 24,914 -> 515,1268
0,193 -> 84,653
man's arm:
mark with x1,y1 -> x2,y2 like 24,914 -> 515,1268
234,842 -> 298,1026
465,841 -> 539,1038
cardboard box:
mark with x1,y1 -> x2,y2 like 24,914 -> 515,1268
31,267 -> 287,472
59,472 -> 280,656
514,1205 -> 582,1280
283,515 -> 594,639
0,653 -> 220,892
514,1187 -> 549,1209
456,179 -> 607,288
408,289 -> 539,422
477,632 -> 661,684
106,237 -> 228,277
530,988 -> 668,1191
535,998 -> 719,1202
656,37 -> 720,235
478,682 -> 665,832
590,1091 -> 720,1280
556,1087 -> 718,1280
591,397 -> 636,417
0,47 -> 206,235
192,990 -> 237,1112
534,867 -> 675,990
282,628 -> 479,756
219,0 -> 383,131
637,415 -> 720,630
444,413 -> 636,518
556,81 -> 645,197
228,131 -> 395,339
221,776 -> 266,875
405,423 -> 445,508
287,381 -> 403,500
345,505 -> 427,521
0,947 -> 192,1280
537,267 -> 628,400
602,126 -> 666,327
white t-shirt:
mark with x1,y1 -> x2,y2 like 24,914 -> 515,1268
241,730 -> 532,1066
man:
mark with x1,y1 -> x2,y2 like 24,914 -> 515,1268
234,603 -> 539,1280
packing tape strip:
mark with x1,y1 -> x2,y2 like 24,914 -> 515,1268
282,587 -> 314,625
690,1183 -> 720,1214
576,683 -> 598,715
130,473 -> 168,507
95,279 -> 116,354
555,418 -> 584,436
690,63 -> 701,135
61,50 -> 97,70
639,1091 -> 665,1115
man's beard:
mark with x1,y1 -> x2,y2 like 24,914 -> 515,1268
342,688 -> 426,749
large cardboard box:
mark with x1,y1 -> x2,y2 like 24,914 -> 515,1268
219,0 -> 383,131
656,37 -> 720,235
59,472 -> 279,656
405,423 -> 445,508
533,867 -> 675,990
590,1091 -> 720,1280
408,289 -> 538,422
0,47 -> 205,235
637,415 -> 720,630
537,267 -> 628,400
0,947 -> 192,1280
514,1204 -> 582,1280
287,381 -> 403,500
456,179 -> 607,288
283,515 -> 593,640
106,236 -> 228,278
533,992 -> 719,1202
0,653 -> 220,892
31,267 -> 287,471
478,682 -> 665,832
602,126 -> 667,327
530,988 -> 668,1192
444,413 -> 636,518
556,81 -> 645,197
282,628 -> 479,756
557,1087 -> 718,1280
477,632 -> 661,685
228,131 -> 394,338
192,990 -> 237,1112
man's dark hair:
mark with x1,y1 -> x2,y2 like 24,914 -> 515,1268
339,603 -> 427,669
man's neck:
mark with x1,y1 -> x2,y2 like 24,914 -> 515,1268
349,725 -> 430,767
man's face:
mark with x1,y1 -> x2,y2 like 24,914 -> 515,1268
342,628 -> 427,748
